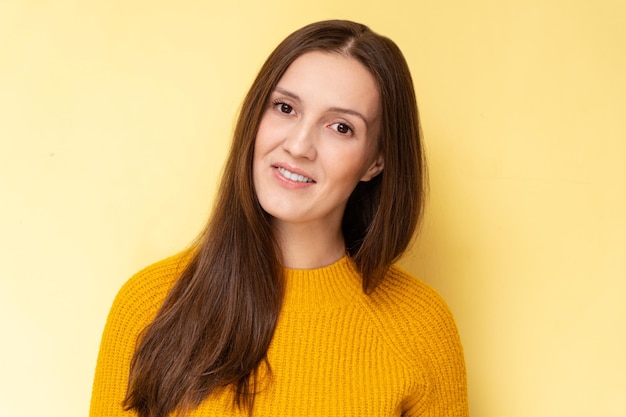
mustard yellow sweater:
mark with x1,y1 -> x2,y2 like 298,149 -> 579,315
90,253 -> 469,416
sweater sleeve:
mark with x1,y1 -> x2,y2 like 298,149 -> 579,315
89,255 -> 185,417
373,266 -> 469,417
403,286 -> 469,417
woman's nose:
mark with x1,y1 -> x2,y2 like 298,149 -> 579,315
282,120 -> 317,160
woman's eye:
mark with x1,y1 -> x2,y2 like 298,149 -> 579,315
330,122 -> 353,135
274,102 -> 294,115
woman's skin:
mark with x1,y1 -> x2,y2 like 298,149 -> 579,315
253,51 -> 385,270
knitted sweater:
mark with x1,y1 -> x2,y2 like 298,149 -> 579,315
90,253 -> 469,416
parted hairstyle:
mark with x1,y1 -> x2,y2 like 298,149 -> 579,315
124,19 -> 426,417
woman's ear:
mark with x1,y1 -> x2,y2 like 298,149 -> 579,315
360,153 -> 384,182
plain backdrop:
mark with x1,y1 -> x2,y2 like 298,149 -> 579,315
1,1 -> 625,416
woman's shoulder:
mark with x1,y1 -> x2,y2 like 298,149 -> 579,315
373,264 -> 454,317
107,250 -> 193,327
121,251 -> 192,296
364,264 -> 463,355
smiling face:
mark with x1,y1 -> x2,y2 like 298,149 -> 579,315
252,51 -> 384,234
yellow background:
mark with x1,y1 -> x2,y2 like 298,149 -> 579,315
1,1 -> 624,416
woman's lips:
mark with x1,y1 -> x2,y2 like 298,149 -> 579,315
276,166 -> 314,183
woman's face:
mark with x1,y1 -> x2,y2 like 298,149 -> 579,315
253,51 -> 384,232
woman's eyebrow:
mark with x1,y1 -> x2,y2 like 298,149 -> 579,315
327,106 -> 369,127
274,86 -> 300,100
273,86 -> 370,128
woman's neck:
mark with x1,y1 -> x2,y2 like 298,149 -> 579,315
272,220 -> 346,270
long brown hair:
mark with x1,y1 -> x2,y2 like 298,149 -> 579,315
124,20 -> 425,417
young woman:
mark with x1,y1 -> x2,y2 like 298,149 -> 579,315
90,20 -> 469,417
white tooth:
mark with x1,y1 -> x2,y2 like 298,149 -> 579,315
278,167 -> 312,183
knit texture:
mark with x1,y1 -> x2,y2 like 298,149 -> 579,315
90,253 -> 469,416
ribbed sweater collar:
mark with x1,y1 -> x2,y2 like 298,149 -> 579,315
281,256 -> 363,311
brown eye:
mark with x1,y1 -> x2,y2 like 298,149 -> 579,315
336,123 -> 350,134
330,122 -> 353,135
279,103 -> 293,114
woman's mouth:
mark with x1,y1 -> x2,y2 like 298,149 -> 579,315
277,167 -> 315,183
